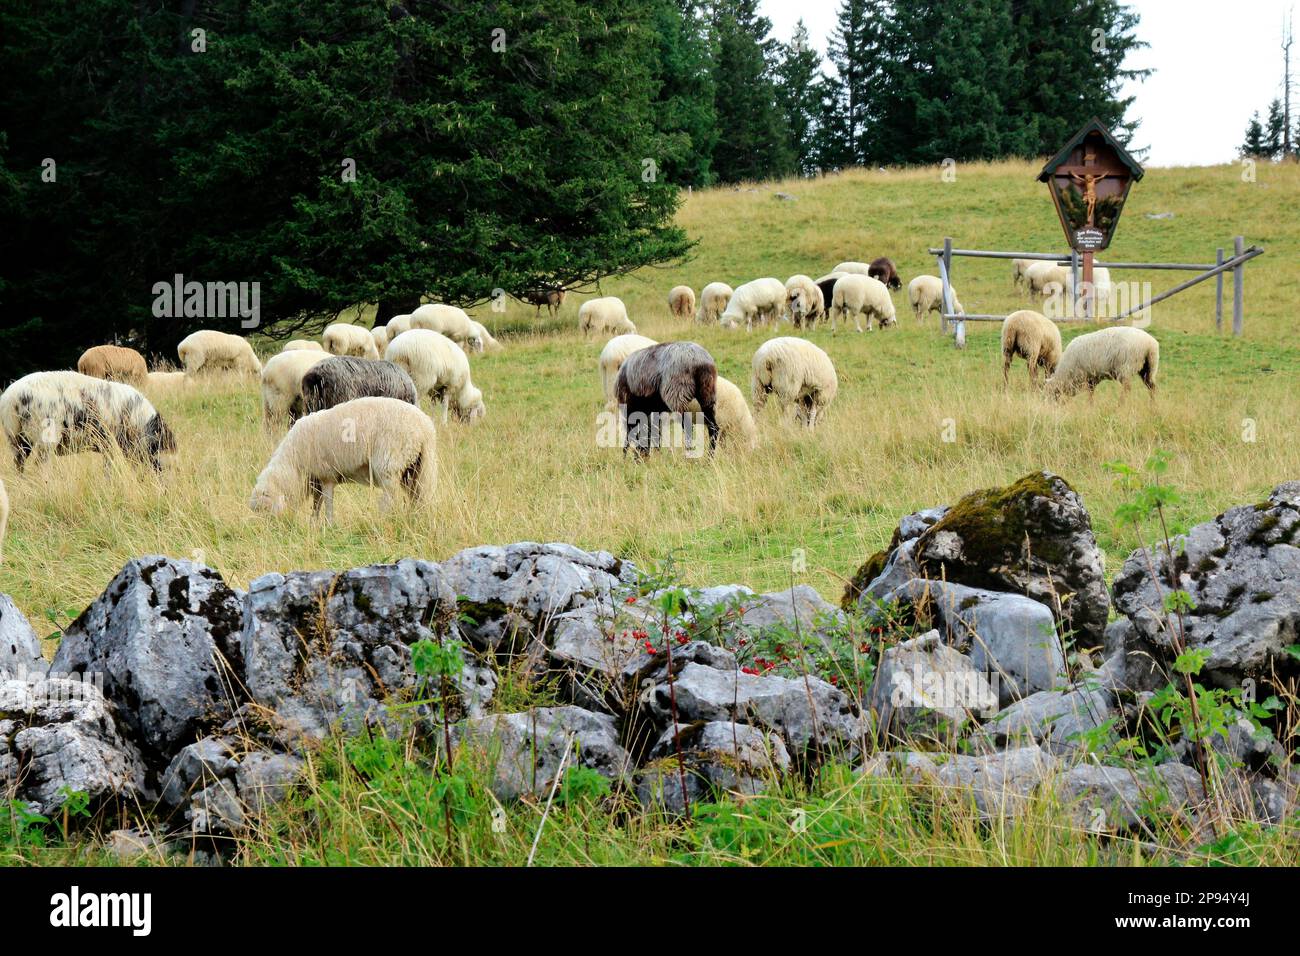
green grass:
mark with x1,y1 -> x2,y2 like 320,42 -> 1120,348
3,158 -> 1298,865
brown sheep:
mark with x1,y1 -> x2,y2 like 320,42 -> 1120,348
868,257 -> 902,291
77,345 -> 148,386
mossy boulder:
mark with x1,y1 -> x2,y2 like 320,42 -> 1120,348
908,472 -> 1109,645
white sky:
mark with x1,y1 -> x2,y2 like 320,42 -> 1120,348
760,0 -> 1295,167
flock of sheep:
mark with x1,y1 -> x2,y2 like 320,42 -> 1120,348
0,257 -> 1160,529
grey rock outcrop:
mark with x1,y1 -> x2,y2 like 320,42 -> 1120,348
867,630 -> 997,746
1107,482 -> 1300,691
50,556 -> 246,761
0,593 -> 45,679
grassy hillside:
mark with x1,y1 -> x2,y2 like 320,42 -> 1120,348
4,159 -> 1299,653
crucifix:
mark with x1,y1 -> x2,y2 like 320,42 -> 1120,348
1057,148 -> 1113,227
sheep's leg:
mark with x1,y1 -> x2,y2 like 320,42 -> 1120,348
309,478 -> 325,517
854,310 -> 864,333
11,437 -> 31,472
702,403 -> 719,453
1003,353 -> 1012,387
320,484 -> 336,524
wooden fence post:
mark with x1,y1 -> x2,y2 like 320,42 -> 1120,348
1232,235 -> 1245,337
1215,247 -> 1224,332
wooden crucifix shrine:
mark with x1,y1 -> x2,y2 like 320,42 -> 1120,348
1038,118 -> 1144,318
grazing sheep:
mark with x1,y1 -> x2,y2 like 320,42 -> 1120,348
0,478 -> 6,565
260,349 -> 331,428
814,273 -> 845,320
668,285 -> 696,320
301,356 -> 418,415
323,323 -> 381,359
832,261 -> 872,275
599,333 -> 658,409
282,340 -> 325,352
385,329 -> 486,423
387,313 -> 414,338
686,375 -> 757,450
908,275 -> 964,322
868,257 -> 903,291
177,330 -> 262,376
1000,310 -> 1062,386
696,282 -> 734,325
830,274 -> 896,333
1066,267 -> 1113,312
144,370 -> 189,393
410,304 -> 476,350
1026,261 -> 1069,298
518,288 -> 567,318
249,396 -> 437,522
784,275 -> 825,330
1046,326 -> 1159,400
466,320 -> 503,354
1011,258 -> 1036,290
615,342 -> 718,456
77,345 -> 147,386
719,278 -> 785,332
0,371 -> 176,472
751,337 -> 837,428
579,297 -> 636,338
371,325 -> 391,357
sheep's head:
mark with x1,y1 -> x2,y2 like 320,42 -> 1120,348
249,465 -> 293,514
145,413 -> 177,470
456,385 -> 486,423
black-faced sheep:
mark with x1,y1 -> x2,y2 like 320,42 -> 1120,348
615,342 -> 719,456
1000,310 -> 1062,387
301,356 -> 419,415
249,396 -> 437,522
868,257 -> 903,290
0,371 -> 176,472
1046,326 -> 1159,400
751,337 -> 837,429
77,345 -> 148,387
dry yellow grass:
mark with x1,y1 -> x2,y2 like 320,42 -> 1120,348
3,159 -> 1298,650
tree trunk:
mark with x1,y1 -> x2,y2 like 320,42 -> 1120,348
374,295 -> 422,326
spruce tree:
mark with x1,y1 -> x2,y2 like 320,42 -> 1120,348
1265,99 -> 1286,158
1241,112 -> 1268,157
774,21 -> 825,176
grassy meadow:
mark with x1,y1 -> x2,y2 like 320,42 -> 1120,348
6,159 -> 1298,650
4,159 -> 1299,867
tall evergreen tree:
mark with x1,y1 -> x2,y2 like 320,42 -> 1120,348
709,0 -> 795,182
1241,112 -> 1267,157
0,0 -> 691,374
1264,98 -> 1287,158
1008,0 -> 1151,154
824,0 -> 883,166
774,21 -> 825,176
650,0 -> 718,187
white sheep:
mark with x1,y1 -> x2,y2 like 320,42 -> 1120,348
1000,310 -> 1062,387
323,323 -> 381,359
668,286 -> 696,320
907,275 -> 964,322
1066,267 -> 1113,313
832,261 -> 873,275
830,274 -> 896,333
177,330 -> 262,376
0,371 -> 176,471
1046,326 -> 1159,400
1026,261 -> 1069,298
578,297 -> 636,338
598,333 -> 658,409
0,478 -> 7,565
249,396 -> 437,522
719,278 -> 785,332
143,370 -> 190,393
410,304 -> 476,350
784,275 -> 824,330
697,282 -> 734,325
282,340 -> 325,352
751,337 -> 838,428
387,313 -> 414,337
466,319 -> 503,354
1011,258 -> 1036,290
260,349 -> 331,428
687,375 -> 757,450
385,329 -> 486,423
370,325 -> 391,357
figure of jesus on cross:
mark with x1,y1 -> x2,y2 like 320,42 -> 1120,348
1059,147 -> 1113,227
